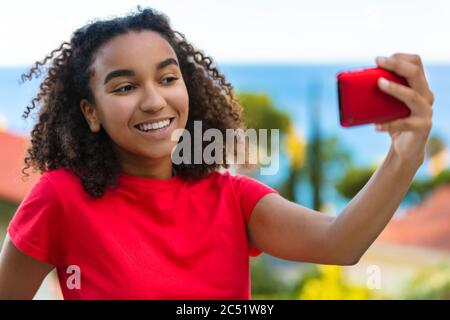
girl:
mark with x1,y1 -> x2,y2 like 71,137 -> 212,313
0,7 -> 434,299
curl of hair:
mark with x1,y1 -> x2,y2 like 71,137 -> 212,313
21,7 -> 244,197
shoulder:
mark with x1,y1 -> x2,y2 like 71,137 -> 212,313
33,168 -> 90,206
16,169 -> 75,209
41,168 -> 79,185
40,168 -> 83,193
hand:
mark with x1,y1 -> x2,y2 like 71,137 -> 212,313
374,53 -> 434,166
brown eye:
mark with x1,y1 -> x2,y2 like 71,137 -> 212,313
161,77 -> 178,85
114,85 -> 135,93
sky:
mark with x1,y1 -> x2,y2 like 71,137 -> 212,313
0,0 -> 449,66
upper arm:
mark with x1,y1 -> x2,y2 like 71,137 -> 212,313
247,193 -> 339,264
0,233 -> 54,299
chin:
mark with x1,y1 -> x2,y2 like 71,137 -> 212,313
141,143 -> 177,160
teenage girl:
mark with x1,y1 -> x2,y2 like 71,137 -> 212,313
0,8 -> 434,299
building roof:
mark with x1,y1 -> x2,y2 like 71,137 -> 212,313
0,130 -> 39,203
377,184 -> 450,252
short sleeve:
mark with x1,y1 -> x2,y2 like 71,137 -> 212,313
7,174 -> 67,266
230,173 -> 279,257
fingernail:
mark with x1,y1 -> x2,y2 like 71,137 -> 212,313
378,77 -> 389,89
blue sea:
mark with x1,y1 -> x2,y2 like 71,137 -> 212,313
1,64 -> 449,210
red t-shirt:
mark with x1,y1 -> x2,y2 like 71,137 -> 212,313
7,168 -> 278,300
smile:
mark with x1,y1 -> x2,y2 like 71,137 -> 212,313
135,117 -> 175,132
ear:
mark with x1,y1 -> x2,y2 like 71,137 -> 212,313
80,99 -> 101,133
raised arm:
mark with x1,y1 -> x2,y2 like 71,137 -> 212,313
0,234 -> 54,299
247,53 -> 433,265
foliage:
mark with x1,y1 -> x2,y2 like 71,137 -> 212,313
336,166 -> 450,201
0,200 -> 18,248
335,166 -> 375,199
250,255 -> 299,299
401,265 -> 450,299
426,135 -> 446,158
236,92 -> 291,134
299,265 -> 372,300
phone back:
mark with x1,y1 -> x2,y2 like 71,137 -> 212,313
337,67 -> 411,127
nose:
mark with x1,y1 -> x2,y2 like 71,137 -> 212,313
138,83 -> 167,113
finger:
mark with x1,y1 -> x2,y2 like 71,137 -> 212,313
375,56 -> 431,100
374,117 -> 426,133
389,53 -> 435,105
378,77 -> 429,116
391,53 -> 424,68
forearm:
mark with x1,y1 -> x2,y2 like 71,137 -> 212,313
328,146 -> 423,264
0,235 -> 53,299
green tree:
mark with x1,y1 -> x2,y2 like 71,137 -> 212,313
335,166 -> 375,199
300,136 -> 352,206
236,92 -> 291,135
336,133 -> 450,202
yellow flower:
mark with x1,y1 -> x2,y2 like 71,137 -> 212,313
283,124 -> 306,170
299,265 -> 371,300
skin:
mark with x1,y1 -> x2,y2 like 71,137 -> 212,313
249,54 -> 433,264
0,43 -> 433,298
81,30 -> 190,180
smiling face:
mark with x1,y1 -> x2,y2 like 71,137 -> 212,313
80,30 -> 189,176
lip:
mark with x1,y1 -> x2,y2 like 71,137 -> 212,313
133,117 -> 176,140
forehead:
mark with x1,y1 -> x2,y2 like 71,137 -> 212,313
91,30 -> 177,75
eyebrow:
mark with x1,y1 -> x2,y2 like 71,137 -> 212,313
103,58 -> 179,85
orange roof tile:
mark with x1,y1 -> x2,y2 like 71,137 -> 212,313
0,130 -> 40,203
377,185 -> 450,252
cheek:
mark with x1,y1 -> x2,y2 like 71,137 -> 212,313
169,85 -> 190,121
99,95 -> 137,130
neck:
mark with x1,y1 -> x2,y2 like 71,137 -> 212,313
118,153 -> 174,180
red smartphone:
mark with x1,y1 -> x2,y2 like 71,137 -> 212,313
337,67 -> 411,127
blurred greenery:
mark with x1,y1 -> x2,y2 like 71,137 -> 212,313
304,136 -> 352,205
0,199 -> 18,247
236,92 -> 291,134
299,265 -> 372,300
401,265 -> 450,299
237,91 -> 304,203
336,134 -> 450,202
250,255 -> 300,299
279,135 -> 352,205
426,135 -> 446,158
251,257 -> 374,300
336,167 -> 450,202
335,166 -> 375,199
278,125 -> 305,202
235,91 -> 292,174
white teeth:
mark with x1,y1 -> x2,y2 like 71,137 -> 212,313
137,119 -> 171,132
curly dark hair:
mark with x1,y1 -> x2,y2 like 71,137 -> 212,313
20,7 -> 245,198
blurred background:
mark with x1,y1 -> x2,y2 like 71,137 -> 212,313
1,0 -> 449,299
